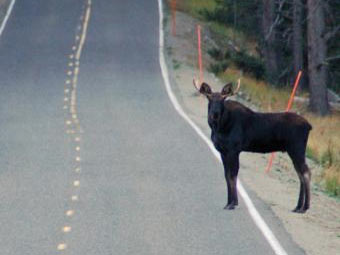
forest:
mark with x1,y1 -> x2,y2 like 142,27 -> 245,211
201,0 -> 339,116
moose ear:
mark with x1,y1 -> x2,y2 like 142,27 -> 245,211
221,82 -> 233,97
199,83 -> 212,96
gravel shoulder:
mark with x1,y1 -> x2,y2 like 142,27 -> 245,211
0,0 -> 10,21
164,10 -> 340,255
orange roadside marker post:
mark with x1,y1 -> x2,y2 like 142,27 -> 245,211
197,25 -> 203,83
265,71 -> 303,173
171,0 -> 176,36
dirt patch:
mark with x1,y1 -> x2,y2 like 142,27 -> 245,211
0,0 -> 11,25
163,10 -> 340,255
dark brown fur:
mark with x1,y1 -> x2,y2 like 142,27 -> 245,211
198,82 -> 312,213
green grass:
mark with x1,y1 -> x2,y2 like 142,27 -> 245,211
172,0 -> 217,18
172,59 -> 181,70
325,177 -> 340,197
306,146 -> 316,161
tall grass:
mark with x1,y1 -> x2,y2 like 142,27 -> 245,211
220,68 -> 291,111
305,113 -> 340,197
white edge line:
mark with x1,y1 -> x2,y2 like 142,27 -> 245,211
0,0 -> 16,37
157,1 -> 288,255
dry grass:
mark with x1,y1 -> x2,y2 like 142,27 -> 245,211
221,68 -> 295,110
306,113 -> 340,196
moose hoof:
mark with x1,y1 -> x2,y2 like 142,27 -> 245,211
292,207 -> 306,214
224,204 -> 235,210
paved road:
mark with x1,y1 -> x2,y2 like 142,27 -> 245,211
0,1 -> 305,254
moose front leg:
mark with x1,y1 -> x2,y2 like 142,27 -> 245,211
221,153 -> 240,210
222,154 -> 232,207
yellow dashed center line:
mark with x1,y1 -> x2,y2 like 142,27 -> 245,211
57,243 -> 67,250
66,210 -> 75,217
63,226 -> 72,233
73,180 -> 80,187
57,0 -> 92,252
71,195 -> 79,201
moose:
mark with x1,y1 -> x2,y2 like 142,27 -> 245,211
193,79 -> 312,213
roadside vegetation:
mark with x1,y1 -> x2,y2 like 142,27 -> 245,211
166,0 -> 340,197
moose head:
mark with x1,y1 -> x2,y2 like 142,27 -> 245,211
193,79 -> 240,124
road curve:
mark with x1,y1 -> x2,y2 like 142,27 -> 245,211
0,0 -> 305,254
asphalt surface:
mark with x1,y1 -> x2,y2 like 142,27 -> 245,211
0,1 -> 305,254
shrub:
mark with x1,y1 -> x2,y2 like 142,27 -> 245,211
325,174 -> 340,197
229,51 -> 265,79
200,0 -> 261,38
209,61 -> 229,75
207,47 -> 223,61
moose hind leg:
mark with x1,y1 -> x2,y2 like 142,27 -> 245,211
225,170 -> 232,207
290,152 -> 311,213
294,163 -> 311,213
293,173 -> 305,212
302,164 -> 311,211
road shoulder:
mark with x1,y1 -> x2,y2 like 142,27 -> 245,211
163,9 -> 340,255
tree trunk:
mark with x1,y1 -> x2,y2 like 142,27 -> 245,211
292,0 -> 305,90
262,0 -> 279,84
307,0 -> 329,115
